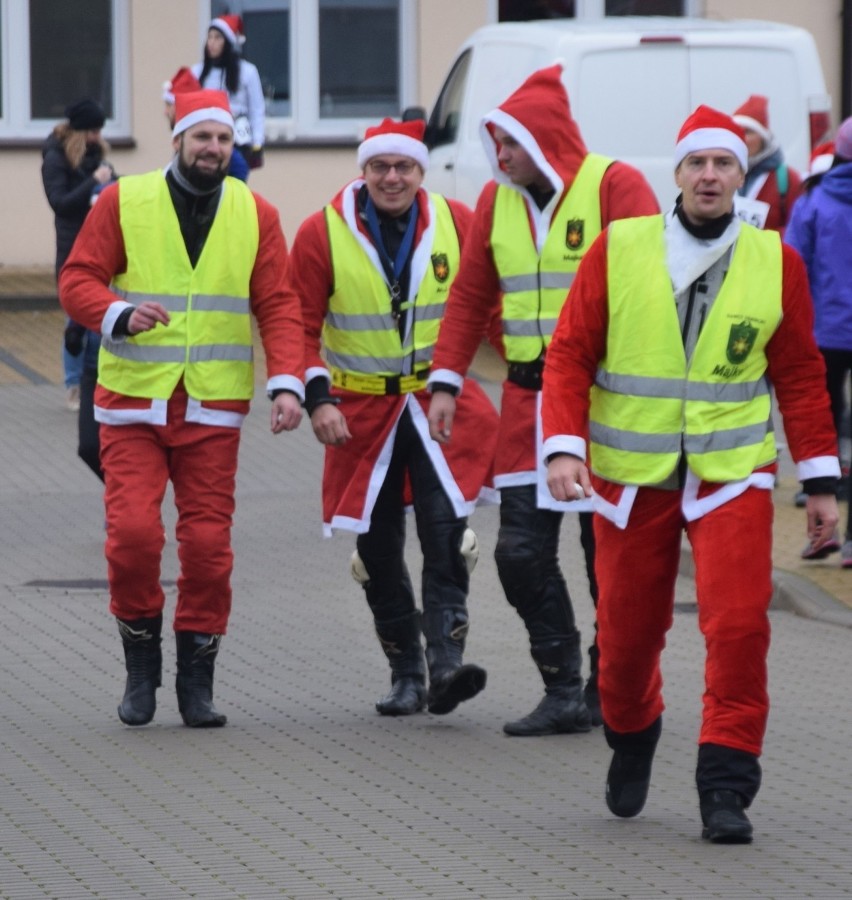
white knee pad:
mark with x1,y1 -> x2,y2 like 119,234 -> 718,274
461,527 -> 479,574
350,549 -> 370,585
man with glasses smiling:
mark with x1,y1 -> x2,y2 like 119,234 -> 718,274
288,118 -> 499,718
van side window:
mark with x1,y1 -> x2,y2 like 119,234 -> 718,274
426,50 -> 472,149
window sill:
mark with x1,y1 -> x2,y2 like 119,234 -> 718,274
0,136 -> 137,150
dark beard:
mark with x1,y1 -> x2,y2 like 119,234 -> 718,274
178,154 -> 227,192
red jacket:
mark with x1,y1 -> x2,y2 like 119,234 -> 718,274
289,182 -> 499,534
430,64 -> 660,495
541,220 -> 838,525
59,176 -> 305,426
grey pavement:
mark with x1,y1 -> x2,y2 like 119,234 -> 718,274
2,373 -> 852,899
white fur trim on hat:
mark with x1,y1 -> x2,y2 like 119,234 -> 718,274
733,115 -> 772,146
172,107 -> 235,138
674,127 -> 748,171
357,134 -> 428,172
210,17 -> 241,47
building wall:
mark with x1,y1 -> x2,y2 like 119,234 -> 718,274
2,0 -> 842,268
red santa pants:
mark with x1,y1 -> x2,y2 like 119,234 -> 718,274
100,391 -> 241,634
594,485 -> 772,756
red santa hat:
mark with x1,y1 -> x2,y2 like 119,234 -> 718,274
674,105 -> 748,171
172,89 -> 235,137
162,66 -> 202,104
809,140 -> 835,176
357,118 -> 429,172
210,14 -> 245,48
732,94 -> 772,144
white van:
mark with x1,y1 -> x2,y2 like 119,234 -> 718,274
415,17 -> 831,210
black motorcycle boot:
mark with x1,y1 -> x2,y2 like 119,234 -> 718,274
605,717 -> 662,818
700,790 -> 754,844
116,615 -> 162,726
503,633 -> 591,736
422,606 -> 486,715
696,742 -> 760,843
175,632 -> 227,728
374,612 -> 427,716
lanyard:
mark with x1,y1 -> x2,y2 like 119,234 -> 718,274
364,195 -> 418,320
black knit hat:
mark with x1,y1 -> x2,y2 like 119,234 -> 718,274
64,98 -> 106,131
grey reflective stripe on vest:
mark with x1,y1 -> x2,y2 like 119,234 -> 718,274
503,317 -> 558,337
590,421 -> 682,453
101,340 -> 187,363
112,290 -> 250,316
191,294 -> 251,314
595,369 -> 770,403
592,418 -> 770,455
683,420 -> 771,454
326,310 -> 397,331
413,304 -> 445,323
499,271 -> 575,293
102,341 -> 252,364
189,344 -> 253,363
112,290 -> 188,313
326,346 -> 432,373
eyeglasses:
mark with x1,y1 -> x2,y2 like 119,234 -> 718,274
366,160 -> 418,176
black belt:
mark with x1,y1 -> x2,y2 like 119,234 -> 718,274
507,358 -> 544,391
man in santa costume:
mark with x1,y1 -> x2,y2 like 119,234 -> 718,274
427,64 -> 658,736
732,94 -> 802,233
288,118 -> 498,718
60,89 -> 305,728
542,105 -> 840,843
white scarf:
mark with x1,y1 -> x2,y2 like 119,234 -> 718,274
664,206 -> 740,296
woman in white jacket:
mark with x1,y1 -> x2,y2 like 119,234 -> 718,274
191,14 -> 265,169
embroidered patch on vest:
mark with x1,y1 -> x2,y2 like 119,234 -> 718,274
431,252 -> 449,283
726,320 -> 758,364
566,219 -> 584,250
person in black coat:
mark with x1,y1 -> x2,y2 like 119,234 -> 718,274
41,97 -> 113,477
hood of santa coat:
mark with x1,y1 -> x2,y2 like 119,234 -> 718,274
479,63 -> 588,198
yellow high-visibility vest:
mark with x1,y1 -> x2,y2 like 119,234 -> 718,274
323,193 -> 459,381
492,152 -> 612,362
590,215 -> 782,484
99,171 -> 258,400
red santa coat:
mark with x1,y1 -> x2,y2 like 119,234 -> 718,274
59,177 -> 305,427
742,165 -> 803,234
429,64 -> 659,509
289,181 -> 499,535
541,221 -> 839,527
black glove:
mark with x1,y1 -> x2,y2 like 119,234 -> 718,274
246,146 -> 265,170
64,321 -> 86,356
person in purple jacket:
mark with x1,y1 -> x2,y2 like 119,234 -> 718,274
785,116 -> 852,567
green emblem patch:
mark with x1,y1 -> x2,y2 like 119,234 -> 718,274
431,253 -> 449,283
726,320 -> 758,364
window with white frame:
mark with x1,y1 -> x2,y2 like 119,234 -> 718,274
0,0 -> 129,140
208,0 -> 415,142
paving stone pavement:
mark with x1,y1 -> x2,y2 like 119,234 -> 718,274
0,297 -> 851,897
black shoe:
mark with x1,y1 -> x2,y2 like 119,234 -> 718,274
503,689 -> 591,736
427,664 -> 487,715
700,790 -> 753,844
376,676 -> 427,716
604,718 -> 661,818
605,748 -> 656,818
